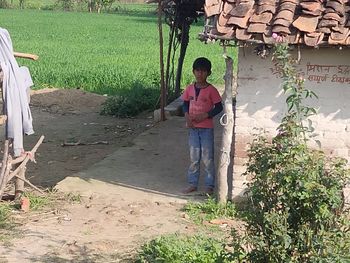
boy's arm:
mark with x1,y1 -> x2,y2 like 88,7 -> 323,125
183,101 -> 194,128
208,102 -> 223,118
183,100 -> 189,114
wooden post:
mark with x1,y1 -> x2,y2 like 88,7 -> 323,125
158,0 -> 166,121
15,166 -> 25,199
217,56 -> 234,204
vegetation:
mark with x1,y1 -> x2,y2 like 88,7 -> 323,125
0,7 -> 235,115
137,44 -> 350,262
0,203 -> 11,230
22,192 -> 50,210
137,234 -> 232,263
182,196 -> 236,225
229,44 -> 350,262
137,198 -> 237,262
1,8 -> 232,94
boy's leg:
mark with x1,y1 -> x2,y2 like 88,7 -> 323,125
187,128 -> 201,190
200,128 -> 215,191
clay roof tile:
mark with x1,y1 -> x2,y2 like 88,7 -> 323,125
250,12 -> 274,23
230,1 -> 254,17
204,0 -> 350,45
228,8 -> 255,28
293,15 -> 320,32
247,22 -> 268,32
235,28 -> 253,40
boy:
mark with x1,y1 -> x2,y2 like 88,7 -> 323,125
181,57 -> 223,194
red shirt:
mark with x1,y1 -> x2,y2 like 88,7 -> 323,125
182,84 -> 221,128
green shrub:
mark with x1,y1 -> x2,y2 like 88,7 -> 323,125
101,81 -> 159,117
0,204 -> 10,229
230,44 -> 350,262
0,0 -> 9,8
137,234 -> 232,263
23,192 -> 50,210
183,197 -> 236,225
241,131 -> 350,262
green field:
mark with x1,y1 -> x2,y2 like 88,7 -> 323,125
0,8 -> 236,96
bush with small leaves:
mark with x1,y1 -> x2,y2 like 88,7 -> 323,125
230,44 -> 350,262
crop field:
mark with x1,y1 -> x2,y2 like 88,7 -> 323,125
0,7 -> 236,96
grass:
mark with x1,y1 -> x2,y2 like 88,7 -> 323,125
0,8 -> 236,96
0,203 -> 11,229
182,197 -> 237,225
0,202 -> 18,244
137,234 -> 231,263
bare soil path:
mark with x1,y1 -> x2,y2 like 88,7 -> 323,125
0,88 -> 200,263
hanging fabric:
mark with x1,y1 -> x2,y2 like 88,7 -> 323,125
0,28 -> 34,157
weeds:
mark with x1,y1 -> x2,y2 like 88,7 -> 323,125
137,234 -> 232,263
101,82 -> 159,117
0,203 -> 11,229
23,192 -> 50,211
64,192 -> 82,203
182,197 -> 237,225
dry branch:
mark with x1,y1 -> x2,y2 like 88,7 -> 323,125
13,52 -> 39,61
0,140 -> 10,197
7,135 -> 45,183
61,141 -> 109,147
14,174 -> 44,194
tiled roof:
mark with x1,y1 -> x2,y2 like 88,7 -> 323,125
203,0 -> 350,46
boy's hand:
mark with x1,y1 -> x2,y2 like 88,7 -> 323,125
185,113 -> 194,128
192,113 -> 208,123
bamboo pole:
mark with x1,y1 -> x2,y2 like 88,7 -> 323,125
0,140 -> 9,199
7,135 -> 45,183
14,166 -> 25,199
158,0 -> 166,121
217,56 -> 234,204
13,52 -> 39,61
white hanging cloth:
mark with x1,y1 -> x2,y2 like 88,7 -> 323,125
0,28 -> 34,157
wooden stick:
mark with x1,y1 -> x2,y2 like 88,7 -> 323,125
15,166 -> 25,199
61,141 -> 109,147
13,52 -> 39,61
0,140 -> 9,199
12,155 -> 26,165
158,0 -> 166,121
7,135 -> 45,183
14,174 -> 44,194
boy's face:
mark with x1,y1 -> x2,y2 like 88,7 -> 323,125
193,68 -> 210,83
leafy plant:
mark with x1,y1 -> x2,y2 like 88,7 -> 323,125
0,0 -> 8,8
230,44 -> 350,262
0,204 -> 11,229
101,81 -> 159,117
64,192 -> 82,203
23,192 -> 50,211
183,197 -> 236,225
137,234 -> 232,263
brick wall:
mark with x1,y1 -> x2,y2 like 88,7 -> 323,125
233,46 -> 350,198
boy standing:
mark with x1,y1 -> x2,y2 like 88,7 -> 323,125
182,57 -> 223,194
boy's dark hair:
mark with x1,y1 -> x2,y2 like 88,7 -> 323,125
192,57 -> 211,74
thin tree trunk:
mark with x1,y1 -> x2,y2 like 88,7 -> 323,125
217,57 -> 234,204
174,21 -> 189,97
165,23 -> 175,101
158,0 -> 166,121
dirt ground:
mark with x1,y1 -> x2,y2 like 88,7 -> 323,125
0,88 -> 197,262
